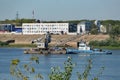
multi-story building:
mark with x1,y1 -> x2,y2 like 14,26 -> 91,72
22,23 -> 69,35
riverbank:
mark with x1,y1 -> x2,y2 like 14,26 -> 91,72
0,43 -> 120,50
0,34 -> 120,49
94,46 -> 120,50
0,44 -> 36,48
0,34 -> 109,44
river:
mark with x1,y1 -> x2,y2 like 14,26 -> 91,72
0,48 -> 120,80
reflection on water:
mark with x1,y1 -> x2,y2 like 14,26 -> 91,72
0,48 -> 120,80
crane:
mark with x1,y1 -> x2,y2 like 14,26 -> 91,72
31,32 -> 51,49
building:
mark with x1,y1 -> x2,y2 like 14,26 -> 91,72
68,23 -> 77,35
22,23 -> 69,35
14,28 -> 22,33
69,23 -> 77,32
99,25 -> 107,33
94,20 -> 101,32
0,24 -> 15,32
77,21 -> 91,34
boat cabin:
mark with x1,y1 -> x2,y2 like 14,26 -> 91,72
36,42 -> 45,49
77,41 -> 90,50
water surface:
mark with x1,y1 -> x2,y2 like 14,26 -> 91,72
0,48 -> 120,80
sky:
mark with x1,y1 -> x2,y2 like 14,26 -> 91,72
0,0 -> 120,21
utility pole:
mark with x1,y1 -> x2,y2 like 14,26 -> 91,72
16,11 -> 19,20
32,10 -> 35,19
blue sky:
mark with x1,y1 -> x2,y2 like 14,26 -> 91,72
0,0 -> 120,21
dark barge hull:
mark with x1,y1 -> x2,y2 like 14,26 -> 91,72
24,49 -> 66,54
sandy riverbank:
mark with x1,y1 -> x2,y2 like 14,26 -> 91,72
0,34 -> 110,47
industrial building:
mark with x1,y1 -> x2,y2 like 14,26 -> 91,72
0,21 -> 93,35
22,23 -> 69,35
0,24 -> 15,32
22,21 -> 92,35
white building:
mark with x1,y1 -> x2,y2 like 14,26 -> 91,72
77,21 -> 91,34
94,20 -> 101,32
100,25 -> 107,33
22,23 -> 69,35
77,23 -> 85,34
95,20 -> 107,33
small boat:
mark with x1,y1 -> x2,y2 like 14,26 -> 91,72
66,40 -> 112,55
92,49 -> 112,55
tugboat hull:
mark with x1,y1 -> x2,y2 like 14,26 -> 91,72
66,48 -> 112,55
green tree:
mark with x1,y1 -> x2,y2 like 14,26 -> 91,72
90,22 -> 99,34
109,25 -> 120,40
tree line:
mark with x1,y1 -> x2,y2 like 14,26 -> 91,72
0,19 -> 120,26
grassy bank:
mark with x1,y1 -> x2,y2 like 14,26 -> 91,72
0,44 -> 36,48
93,46 -> 120,50
0,43 -> 120,50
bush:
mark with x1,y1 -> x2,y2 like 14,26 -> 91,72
89,39 -> 120,47
109,40 -> 120,47
0,41 -> 9,46
90,28 -> 98,35
89,40 -> 99,46
10,56 -> 104,80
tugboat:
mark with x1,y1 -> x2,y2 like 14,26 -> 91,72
66,40 -> 92,54
66,40 -> 112,55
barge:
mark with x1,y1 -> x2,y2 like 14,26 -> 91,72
24,47 -> 66,54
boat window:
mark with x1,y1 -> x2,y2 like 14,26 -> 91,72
79,45 -> 85,47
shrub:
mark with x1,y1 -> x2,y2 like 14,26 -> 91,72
89,39 -> 120,47
0,41 -> 9,46
10,56 -> 103,80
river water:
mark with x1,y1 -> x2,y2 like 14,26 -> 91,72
0,48 -> 120,80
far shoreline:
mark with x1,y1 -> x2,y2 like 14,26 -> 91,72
0,43 -> 120,50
